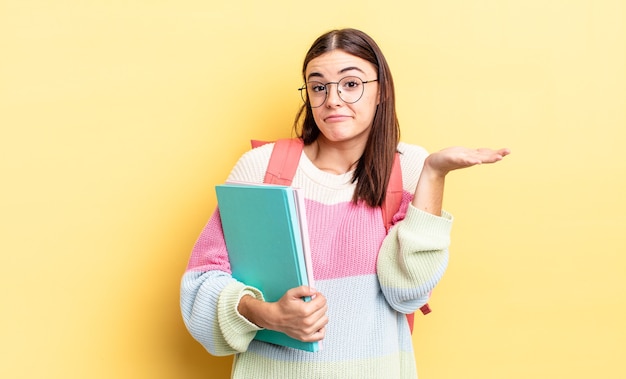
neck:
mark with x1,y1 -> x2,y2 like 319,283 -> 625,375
304,138 -> 364,174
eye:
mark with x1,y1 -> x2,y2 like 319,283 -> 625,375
309,82 -> 326,93
341,78 -> 362,91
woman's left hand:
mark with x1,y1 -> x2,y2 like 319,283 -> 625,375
412,146 -> 510,215
425,147 -> 511,177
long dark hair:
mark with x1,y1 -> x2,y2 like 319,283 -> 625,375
293,28 -> 400,207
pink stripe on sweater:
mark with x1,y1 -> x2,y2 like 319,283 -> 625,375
305,200 -> 388,280
186,209 -> 232,273
185,195 -> 410,281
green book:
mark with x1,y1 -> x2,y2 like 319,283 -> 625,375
215,183 -> 318,352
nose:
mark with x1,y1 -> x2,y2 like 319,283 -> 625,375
325,83 -> 343,107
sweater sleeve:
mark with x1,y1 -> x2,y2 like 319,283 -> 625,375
375,142 -> 454,313
180,210 -> 265,355
377,204 -> 453,313
180,144 -> 274,355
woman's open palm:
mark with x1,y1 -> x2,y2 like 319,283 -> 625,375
425,146 -> 511,175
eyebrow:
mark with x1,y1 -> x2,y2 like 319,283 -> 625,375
307,66 -> 366,81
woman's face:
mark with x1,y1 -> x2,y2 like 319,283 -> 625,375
304,50 -> 379,146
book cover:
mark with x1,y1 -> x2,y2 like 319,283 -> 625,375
215,183 -> 319,352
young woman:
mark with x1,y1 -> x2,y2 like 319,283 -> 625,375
181,28 -> 509,378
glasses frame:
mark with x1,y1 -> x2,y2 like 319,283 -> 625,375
298,76 -> 379,108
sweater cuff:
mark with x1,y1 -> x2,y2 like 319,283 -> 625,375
405,203 -> 453,225
217,282 -> 265,352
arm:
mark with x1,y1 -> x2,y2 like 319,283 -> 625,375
377,204 -> 453,313
181,146 -> 329,354
181,213 -> 328,354
181,148 -> 273,355
238,286 -> 328,343
378,146 -> 510,313
413,147 -> 511,215
180,209 -> 265,356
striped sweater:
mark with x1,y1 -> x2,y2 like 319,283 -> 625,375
180,141 -> 453,379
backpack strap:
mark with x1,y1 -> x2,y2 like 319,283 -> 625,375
381,153 -> 403,232
252,138 -> 304,186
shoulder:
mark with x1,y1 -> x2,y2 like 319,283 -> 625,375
396,141 -> 429,192
226,143 -> 274,183
397,141 -> 429,161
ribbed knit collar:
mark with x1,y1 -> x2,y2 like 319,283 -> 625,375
298,150 -> 356,190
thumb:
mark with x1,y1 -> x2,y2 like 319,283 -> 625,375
289,285 -> 317,299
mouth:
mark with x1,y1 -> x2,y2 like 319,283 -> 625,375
324,114 -> 351,122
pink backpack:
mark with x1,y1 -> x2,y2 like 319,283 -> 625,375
251,138 -> 431,332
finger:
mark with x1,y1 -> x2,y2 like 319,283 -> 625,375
475,148 -> 509,163
313,325 -> 326,341
308,299 -> 329,319
288,285 -> 317,299
302,325 -> 326,343
476,147 -> 510,157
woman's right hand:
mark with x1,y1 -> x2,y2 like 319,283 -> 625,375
238,286 -> 328,342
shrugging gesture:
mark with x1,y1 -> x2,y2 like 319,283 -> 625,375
413,147 -> 511,216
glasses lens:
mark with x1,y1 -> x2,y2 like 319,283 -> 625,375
338,77 -> 364,104
304,81 -> 326,108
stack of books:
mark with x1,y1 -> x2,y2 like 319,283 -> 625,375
215,182 -> 318,352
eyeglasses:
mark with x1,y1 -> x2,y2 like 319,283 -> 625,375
298,76 -> 378,108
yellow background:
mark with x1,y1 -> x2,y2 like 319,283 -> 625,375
1,1 -> 624,378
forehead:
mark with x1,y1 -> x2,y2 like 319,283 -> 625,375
305,50 -> 377,80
